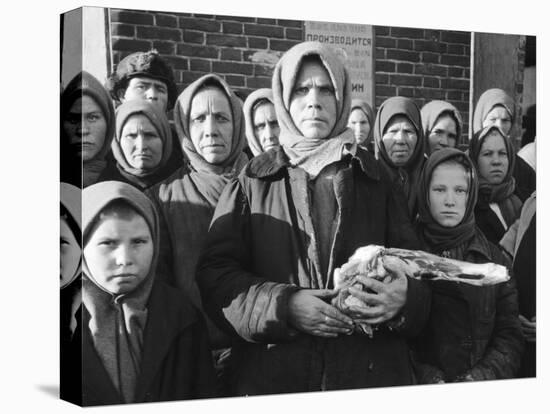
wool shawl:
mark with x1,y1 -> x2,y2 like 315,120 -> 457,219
350,98 -> 375,147
82,181 -> 159,403
416,148 -> 478,252
272,41 -> 356,179
469,125 -> 522,227
61,71 -> 116,188
243,88 -> 277,156
373,96 -> 425,217
472,88 -> 515,135
110,100 -> 173,189
421,100 -> 463,154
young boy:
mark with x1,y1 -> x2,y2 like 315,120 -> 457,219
64,181 -> 216,406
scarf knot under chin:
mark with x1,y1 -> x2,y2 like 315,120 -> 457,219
281,128 -> 356,179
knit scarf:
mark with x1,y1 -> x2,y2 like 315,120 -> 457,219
416,148 -> 478,252
82,181 -> 159,403
271,41 -> 353,178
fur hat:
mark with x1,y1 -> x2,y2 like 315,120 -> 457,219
106,50 -> 178,110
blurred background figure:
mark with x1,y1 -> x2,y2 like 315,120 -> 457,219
421,100 -> 462,155
348,99 -> 375,153
243,88 -> 280,156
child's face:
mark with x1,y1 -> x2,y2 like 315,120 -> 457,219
84,212 -> 154,295
428,163 -> 469,228
60,217 -> 81,287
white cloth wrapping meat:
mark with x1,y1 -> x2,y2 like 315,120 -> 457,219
332,245 -> 509,336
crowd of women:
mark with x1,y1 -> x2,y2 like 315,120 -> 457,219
59,41 -> 536,406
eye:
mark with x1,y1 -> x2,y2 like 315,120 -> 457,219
60,237 -> 69,246
87,113 -> 100,122
294,86 -> 309,95
133,238 -> 149,245
215,114 -> 230,122
98,239 -> 115,247
319,85 -> 334,95
192,114 -> 205,123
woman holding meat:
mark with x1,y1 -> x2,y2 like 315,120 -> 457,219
412,147 -> 523,383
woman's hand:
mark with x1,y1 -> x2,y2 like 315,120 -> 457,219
519,314 -> 536,342
288,289 -> 354,338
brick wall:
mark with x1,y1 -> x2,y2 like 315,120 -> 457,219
110,9 -> 472,140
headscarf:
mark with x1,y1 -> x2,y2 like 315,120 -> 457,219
82,181 -> 159,403
272,41 -> 356,178
173,74 -> 248,176
111,100 -> 173,188
421,100 -> 462,153
469,125 -> 522,225
373,96 -> 425,216
472,88 -> 515,134
60,182 -> 82,289
61,71 -> 116,188
243,88 -> 277,156
417,148 -> 478,251
350,98 -> 375,146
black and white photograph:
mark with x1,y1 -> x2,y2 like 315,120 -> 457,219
2,0 -> 546,413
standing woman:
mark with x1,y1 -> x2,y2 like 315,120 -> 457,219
104,100 -> 173,190
373,96 -> 425,219
421,100 -> 462,155
348,99 -> 375,153
473,88 -> 535,201
61,71 -> 115,188
243,88 -> 280,156
469,125 -> 523,245
412,148 -> 523,383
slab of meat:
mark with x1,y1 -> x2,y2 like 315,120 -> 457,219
332,245 -> 510,337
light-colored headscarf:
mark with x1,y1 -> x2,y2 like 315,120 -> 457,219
421,100 -> 463,153
350,98 -> 375,147
61,71 -> 116,188
272,41 -> 356,178
472,88 -> 515,135
173,74 -> 248,176
82,181 -> 159,403
112,100 -> 173,188
243,88 -> 277,156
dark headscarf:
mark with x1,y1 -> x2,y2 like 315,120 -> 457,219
82,181 -> 159,403
272,41 -> 356,178
472,88 -> 515,135
111,100 -> 173,189
373,96 -> 425,216
243,88 -> 277,156
469,125 -> 522,225
421,100 -> 462,154
417,148 -> 478,251
174,74 -> 248,176
61,71 -> 116,188
350,98 -> 375,146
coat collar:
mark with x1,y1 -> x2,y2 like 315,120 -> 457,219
465,227 -> 494,262
244,146 -> 380,180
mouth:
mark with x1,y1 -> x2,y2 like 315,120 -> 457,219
440,211 -> 458,217
134,153 -> 152,159
110,273 -> 137,281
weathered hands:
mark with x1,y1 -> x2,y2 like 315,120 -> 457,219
519,314 -> 536,342
288,289 -> 354,338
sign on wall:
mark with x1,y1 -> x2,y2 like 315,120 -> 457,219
304,21 -> 375,107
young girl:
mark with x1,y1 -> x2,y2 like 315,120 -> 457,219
65,181 -> 215,406
412,148 -> 523,383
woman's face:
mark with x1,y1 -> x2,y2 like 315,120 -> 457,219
382,115 -> 418,166
84,212 -> 154,295
120,114 -> 163,171
428,163 -> 469,228
190,88 -> 234,164
60,217 -> 81,287
483,105 -> 512,135
477,131 -> 509,185
253,102 -> 280,152
428,114 -> 458,154
348,108 -> 371,145
289,60 -> 337,139
63,95 -> 107,162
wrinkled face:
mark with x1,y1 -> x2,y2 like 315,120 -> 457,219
289,60 -> 337,139
63,95 -> 107,162
483,105 -> 512,135
428,114 -> 458,154
253,102 -> 280,152
428,163 -> 469,228
122,77 -> 169,113
60,217 -> 81,287
120,114 -> 163,171
84,213 -> 154,295
348,108 -> 371,145
382,115 -> 418,166
477,131 -> 509,185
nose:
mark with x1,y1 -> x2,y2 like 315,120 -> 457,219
145,86 -> 158,101
78,118 -> 89,136
444,191 -> 455,207
203,115 -> 218,137
305,88 -> 322,109
490,154 -> 502,165
115,244 -> 134,267
134,133 -> 145,151
262,124 -> 275,142
394,128 -> 406,143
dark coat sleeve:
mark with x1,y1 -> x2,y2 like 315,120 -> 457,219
466,247 -> 524,380
196,178 -> 300,344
